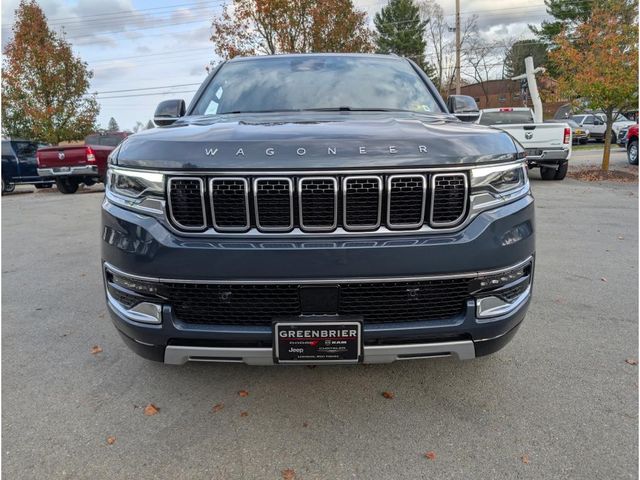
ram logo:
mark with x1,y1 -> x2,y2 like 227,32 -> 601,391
525,131 -> 533,140
58,151 -> 65,160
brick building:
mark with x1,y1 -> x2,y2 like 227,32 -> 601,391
450,79 -> 565,120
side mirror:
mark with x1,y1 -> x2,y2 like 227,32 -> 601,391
447,95 -> 480,123
154,99 -> 186,126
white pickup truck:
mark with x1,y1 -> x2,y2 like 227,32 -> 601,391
477,107 -> 572,180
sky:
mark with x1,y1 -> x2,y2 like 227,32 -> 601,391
1,0 -> 552,130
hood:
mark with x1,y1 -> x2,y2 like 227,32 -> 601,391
115,112 -> 521,170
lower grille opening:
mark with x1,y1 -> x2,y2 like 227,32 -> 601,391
159,278 -> 471,326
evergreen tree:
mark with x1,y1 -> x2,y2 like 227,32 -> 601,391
146,120 -> 154,129
107,117 -> 119,131
504,40 -> 548,78
529,0 -> 595,45
374,0 -> 434,77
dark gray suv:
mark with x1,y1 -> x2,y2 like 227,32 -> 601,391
101,54 -> 535,365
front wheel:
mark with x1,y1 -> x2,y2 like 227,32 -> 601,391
55,178 -> 79,194
628,139 -> 638,165
2,179 -> 15,194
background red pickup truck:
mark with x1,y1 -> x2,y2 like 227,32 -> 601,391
36,132 -> 128,194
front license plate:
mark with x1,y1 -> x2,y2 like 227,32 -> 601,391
274,321 -> 362,364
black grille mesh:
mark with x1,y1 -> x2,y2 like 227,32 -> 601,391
168,179 -> 205,228
497,280 -> 529,302
344,177 -> 380,228
255,179 -> 292,229
388,176 -> 425,226
300,179 -> 336,229
160,278 -> 471,325
210,179 -> 248,229
431,174 -> 467,225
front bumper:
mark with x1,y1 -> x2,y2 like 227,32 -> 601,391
38,165 -> 98,177
102,194 -> 535,364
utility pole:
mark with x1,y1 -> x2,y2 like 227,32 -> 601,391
511,56 -> 545,122
455,0 -> 461,94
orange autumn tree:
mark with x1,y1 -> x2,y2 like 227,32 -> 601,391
550,0 -> 638,170
210,0 -> 374,59
2,0 -> 99,144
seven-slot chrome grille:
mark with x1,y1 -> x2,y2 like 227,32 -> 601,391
167,172 -> 468,234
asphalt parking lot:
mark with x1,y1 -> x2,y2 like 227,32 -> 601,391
2,148 -> 638,479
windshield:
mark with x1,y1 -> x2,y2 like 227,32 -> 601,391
191,56 -> 442,115
478,110 -> 534,126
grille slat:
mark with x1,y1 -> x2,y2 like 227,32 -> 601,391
166,172 -> 472,233
343,176 -> 382,230
210,178 -> 250,231
168,178 -> 206,230
254,178 -> 293,231
298,177 -> 337,231
161,278 -> 471,325
387,175 -> 426,228
430,173 -> 467,226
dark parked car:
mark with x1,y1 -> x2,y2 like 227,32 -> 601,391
1,139 -> 55,193
102,54 -> 534,365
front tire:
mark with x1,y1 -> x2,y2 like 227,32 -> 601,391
2,179 -> 15,194
55,178 -> 79,194
628,139 -> 638,165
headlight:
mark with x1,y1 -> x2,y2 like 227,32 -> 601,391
469,162 -> 529,212
106,167 -> 165,214
471,162 -> 528,194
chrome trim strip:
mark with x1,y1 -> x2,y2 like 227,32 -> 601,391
342,175 -> 383,231
430,173 -> 469,228
209,177 -> 250,232
476,284 -> 531,319
386,174 -> 427,230
297,177 -> 338,232
163,340 -> 476,365
103,256 -> 533,285
37,165 -> 98,176
110,158 -> 520,176
253,177 -> 294,232
167,177 -> 207,231
106,290 -> 162,324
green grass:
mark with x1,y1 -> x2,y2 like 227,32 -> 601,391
573,143 -> 606,151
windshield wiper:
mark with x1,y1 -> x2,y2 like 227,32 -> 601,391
220,109 -> 301,114
300,107 -> 416,113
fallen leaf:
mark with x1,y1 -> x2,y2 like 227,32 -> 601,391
238,390 -> 249,397
302,421 -> 309,428
625,358 -> 638,365
212,403 -> 224,413
282,468 -> 295,480
424,451 -> 436,460
240,411 -> 248,417
382,391 -> 394,399
521,454 -> 530,464
90,345 -> 103,355
143,404 -> 159,416
106,436 -> 116,445
618,235 -> 625,240
600,277 -> 607,282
